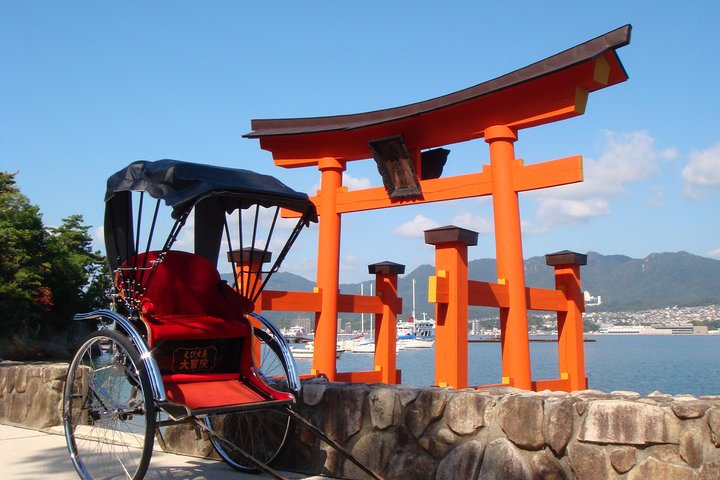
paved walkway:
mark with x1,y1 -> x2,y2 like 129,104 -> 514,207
0,424 -> 327,480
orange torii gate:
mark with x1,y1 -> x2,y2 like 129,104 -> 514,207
245,25 -> 631,390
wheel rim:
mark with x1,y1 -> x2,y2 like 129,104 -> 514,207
207,329 -> 294,472
64,332 -> 154,480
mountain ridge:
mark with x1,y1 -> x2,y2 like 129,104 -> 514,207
251,251 -> 720,323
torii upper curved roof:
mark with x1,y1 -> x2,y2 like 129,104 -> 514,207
245,25 -> 631,166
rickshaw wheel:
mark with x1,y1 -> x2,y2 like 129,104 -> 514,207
205,328 -> 295,472
64,329 -> 156,480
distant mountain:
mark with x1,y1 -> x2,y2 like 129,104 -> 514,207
258,251 -> 720,322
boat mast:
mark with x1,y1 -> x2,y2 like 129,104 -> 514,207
412,278 -> 416,321
360,283 -> 364,334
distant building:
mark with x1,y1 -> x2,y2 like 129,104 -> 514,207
584,291 -> 602,306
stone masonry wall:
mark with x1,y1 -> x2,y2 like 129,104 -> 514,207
2,362 -> 720,479
0,361 -> 66,429
273,380 -> 720,480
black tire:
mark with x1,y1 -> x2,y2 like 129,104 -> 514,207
64,329 -> 156,480
205,328 -> 297,472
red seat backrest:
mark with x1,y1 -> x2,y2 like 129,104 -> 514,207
123,250 -> 244,319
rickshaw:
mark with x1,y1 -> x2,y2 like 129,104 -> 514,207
62,160 -> 381,480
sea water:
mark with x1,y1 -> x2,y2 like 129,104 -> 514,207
291,335 -> 720,396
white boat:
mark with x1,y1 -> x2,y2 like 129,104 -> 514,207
349,341 -> 376,353
397,338 -> 434,349
290,344 -> 345,359
289,346 -> 315,358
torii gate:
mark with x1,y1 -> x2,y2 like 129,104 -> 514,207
245,25 -> 631,390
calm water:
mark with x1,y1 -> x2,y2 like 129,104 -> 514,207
292,335 -> 720,396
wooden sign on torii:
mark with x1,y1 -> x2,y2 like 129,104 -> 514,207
244,25 -> 631,390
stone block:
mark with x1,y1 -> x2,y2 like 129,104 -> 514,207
322,385 -> 366,442
567,442 -> 612,480
672,399 -> 711,419
302,381 -> 327,406
435,440 -> 484,480
531,449 -> 569,480
9,393 -> 29,424
648,444 -> 684,465
699,460 -> 720,480
5,367 -> 16,393
544,397 -> 576,456
610,446 -> 637,474
445,392 -> 489,435
397,387 -> 419,407
477,437 -> 532,480
368,387 -> 397,430
25,379 -> 62,429
159,424 -> 216,458
419,430 -> 455,459
707,407 -> 720,447
577,400 -> 680,446
42,364 -> 68,382
498,395 -> 544,450
0,368 -> 6,396
386,449 -> 436,480
627,457 -> 696,480
346,430 -> 395,479
406,389 -> 447,438
15,367 -> 29,393
679,427 -> 704,468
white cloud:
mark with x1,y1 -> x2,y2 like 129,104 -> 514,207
310,172 -> 373,194
92,225 -> 105,253
343,172 -> 372,190
392,214 -> 439,238
536,198 -> 610,226
529,130 -> 668,227
451,211 -> 494,234
682,143 -> 720,188
708,248 -> 720,260
340,254 -> 361,272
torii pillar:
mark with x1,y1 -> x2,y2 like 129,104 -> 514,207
313,157 -> 345,378
485,125 -> 532,389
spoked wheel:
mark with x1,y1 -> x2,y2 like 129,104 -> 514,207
205,327 -> 299,472
64,329 -> 156,480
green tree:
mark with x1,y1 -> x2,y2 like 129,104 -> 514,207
44,214 -> 112,335
0,171 -> 50,339
0,171 -> 111,359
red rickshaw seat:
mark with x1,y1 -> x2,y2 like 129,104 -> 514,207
119,250 -> 292,411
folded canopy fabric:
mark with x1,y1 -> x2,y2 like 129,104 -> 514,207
105,159 -> 317,220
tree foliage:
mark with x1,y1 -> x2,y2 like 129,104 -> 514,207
0,171 -> 111,359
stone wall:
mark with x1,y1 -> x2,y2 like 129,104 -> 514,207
2,362 -> 720,479
269,380 -> 720,480
0,361 -> 67,429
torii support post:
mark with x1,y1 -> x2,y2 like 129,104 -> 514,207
425,226 -> 478,389
546,251 -> 588,391
369,261 -> 404,384
228,247 -> 272,363
313,157 -> 346,380
485,125 -> 532,390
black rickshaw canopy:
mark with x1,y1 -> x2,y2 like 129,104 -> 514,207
104,159 -> 317,272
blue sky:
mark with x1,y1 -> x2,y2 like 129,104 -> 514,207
2,1 -> 719,283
